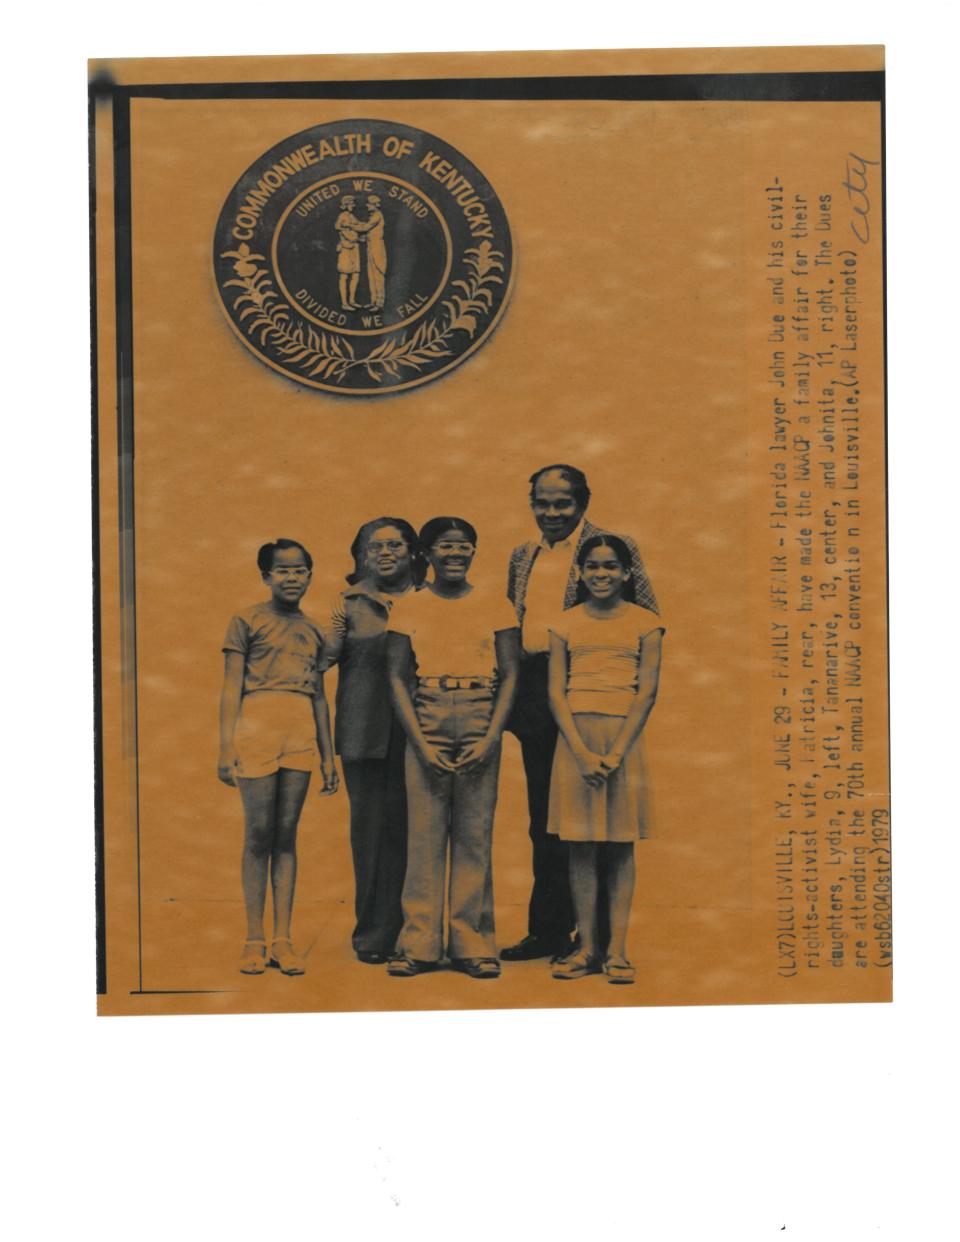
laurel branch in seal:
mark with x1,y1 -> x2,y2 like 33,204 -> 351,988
220,241 -> 506,385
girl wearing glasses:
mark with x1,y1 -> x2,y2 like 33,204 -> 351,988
385,517 -> 520,979
321,517 -> 422,965
218,539 -> 339,976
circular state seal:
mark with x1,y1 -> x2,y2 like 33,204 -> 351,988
214,119 -> 513,395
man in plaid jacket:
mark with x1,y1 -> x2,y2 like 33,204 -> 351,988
501,464 -> 658,962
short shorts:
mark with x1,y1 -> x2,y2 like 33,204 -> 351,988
233,690 -> 318,778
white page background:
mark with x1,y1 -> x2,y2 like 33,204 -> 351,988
4,5 -> 951,1239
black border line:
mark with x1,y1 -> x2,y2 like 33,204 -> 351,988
96,71 -> 884,103
130,990 -> 239,996
91,68 -> 886,1004
90,93 -> 106,996
111,90 -> 144,995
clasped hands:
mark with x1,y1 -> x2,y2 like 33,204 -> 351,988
417,737 -> 498,777
574,746 -> 623,789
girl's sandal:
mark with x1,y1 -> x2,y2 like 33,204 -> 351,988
552,950 -> 602,980
238,938 -> 267,975
269,937 -> 306,975
603,956 -> 636,985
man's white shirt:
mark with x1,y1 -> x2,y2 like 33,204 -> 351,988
520,519 -> 585,655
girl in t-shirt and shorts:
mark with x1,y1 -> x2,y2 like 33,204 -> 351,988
547,534 -> 664,984
219,539 -> 339,976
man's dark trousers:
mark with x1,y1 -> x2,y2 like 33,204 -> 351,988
508,654 -> 575,948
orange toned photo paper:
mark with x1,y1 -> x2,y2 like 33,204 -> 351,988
90,46 -> 889,1015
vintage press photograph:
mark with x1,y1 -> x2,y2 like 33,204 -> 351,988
90,46 -> 890,1016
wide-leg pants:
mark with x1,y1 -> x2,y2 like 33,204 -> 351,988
397,687 -> 500,962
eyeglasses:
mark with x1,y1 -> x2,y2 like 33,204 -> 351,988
433,541 -> 475,554
366,540 -> 408,555
269,566 -> 310,579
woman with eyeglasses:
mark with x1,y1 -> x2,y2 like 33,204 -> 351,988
322,517 -> 423,964
384,517 -> 520,979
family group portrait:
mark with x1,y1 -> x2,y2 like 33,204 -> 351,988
217,463 -> 666,988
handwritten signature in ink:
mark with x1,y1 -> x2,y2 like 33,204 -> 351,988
842,152 -> 881,244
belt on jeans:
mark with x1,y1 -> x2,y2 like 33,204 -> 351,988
418,676 -> 493,690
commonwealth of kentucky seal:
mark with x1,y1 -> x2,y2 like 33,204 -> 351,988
213,119 -> 513,395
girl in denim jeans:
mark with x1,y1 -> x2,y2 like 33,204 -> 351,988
384,517 -> 520,979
